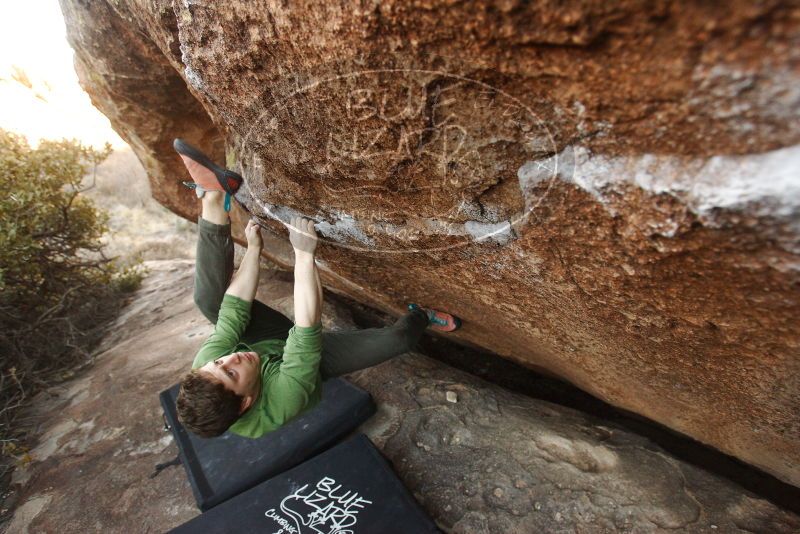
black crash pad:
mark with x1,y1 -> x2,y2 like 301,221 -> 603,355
169,434 -> 439,534
160,377 -> 376,511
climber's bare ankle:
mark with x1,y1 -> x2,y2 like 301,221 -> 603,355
201,191 -> 228,224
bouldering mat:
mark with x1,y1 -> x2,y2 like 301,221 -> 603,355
160,377 -> 376,511
169,433 -> 439,533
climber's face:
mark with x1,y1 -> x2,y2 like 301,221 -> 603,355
199,351 -> 261,412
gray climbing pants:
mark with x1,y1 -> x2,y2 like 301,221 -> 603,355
193,217 -> 429,379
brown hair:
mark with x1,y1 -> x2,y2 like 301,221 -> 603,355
176,369 -> 242,438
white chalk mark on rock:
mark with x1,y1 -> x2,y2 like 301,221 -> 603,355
519,144 -> 800,221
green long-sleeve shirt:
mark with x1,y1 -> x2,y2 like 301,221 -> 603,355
191,294 -> 323,438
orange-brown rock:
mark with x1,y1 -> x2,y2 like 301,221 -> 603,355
59,0 -> 800,486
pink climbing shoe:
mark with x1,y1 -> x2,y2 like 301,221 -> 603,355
174,138 -> 243,211
408,303 -> 462,332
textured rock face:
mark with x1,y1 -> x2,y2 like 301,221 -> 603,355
8,261 -> 799,532
59,1 -> 800,486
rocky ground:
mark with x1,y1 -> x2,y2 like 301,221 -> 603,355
4,259 -> 799,533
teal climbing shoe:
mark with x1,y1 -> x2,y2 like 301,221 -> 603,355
408,303 -> 462,332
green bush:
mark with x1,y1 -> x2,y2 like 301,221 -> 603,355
0,130 -> 145,465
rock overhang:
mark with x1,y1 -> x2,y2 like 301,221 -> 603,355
58,0 -> 800,487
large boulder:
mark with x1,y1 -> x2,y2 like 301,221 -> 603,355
58,1 -> 800,486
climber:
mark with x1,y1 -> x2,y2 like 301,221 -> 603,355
172,139 -> 462,438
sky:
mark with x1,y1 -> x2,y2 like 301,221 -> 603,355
0,0 -> 124,148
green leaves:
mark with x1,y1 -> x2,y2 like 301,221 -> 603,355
0,130 -> 142,456
0,131 -> 112,305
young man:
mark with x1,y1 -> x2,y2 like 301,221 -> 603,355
174,140 -> 461,439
